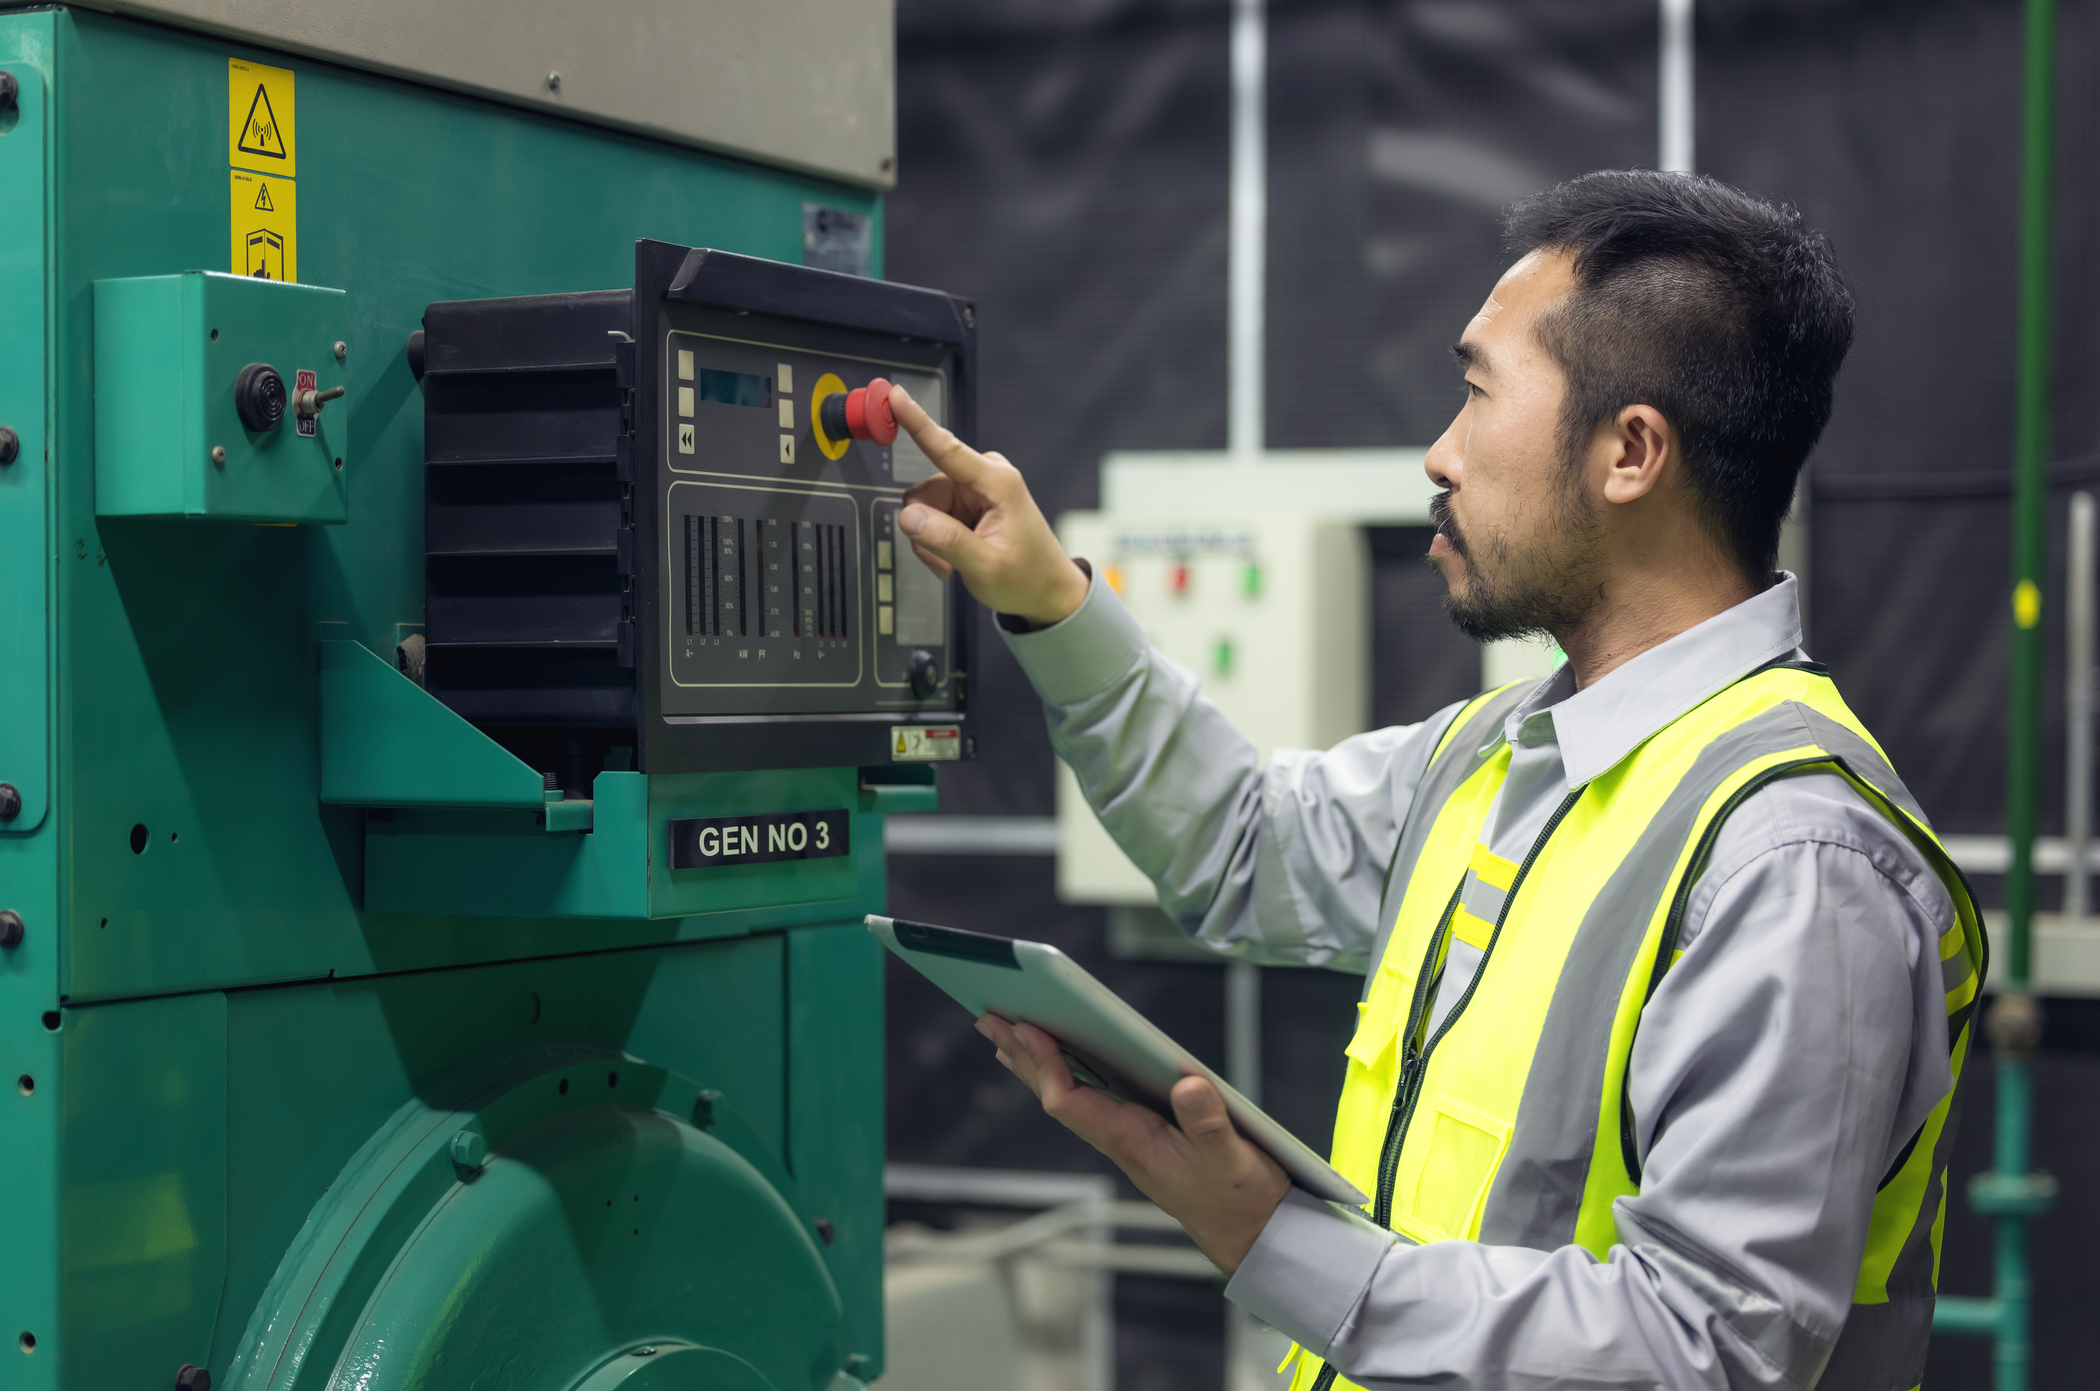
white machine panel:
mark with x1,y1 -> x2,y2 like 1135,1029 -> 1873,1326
1056,512 -> 1368,905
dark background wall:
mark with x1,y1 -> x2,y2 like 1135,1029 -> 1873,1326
882,2 -> 2100,1386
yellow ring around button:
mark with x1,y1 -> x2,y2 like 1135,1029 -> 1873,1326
809,372 -> 850,461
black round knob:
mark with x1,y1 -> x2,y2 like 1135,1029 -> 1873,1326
0,911 -> 22,950
820,392 -> 849,442
0,426 -> 17,466
907,648 -> 942,699
234,364 -> 287,432
0,782 -> 18,820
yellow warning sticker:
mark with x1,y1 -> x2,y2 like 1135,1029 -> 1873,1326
228,58 -> 295,177
230,170 -> 297,282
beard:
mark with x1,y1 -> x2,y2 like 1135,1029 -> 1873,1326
1429,476 -> 1605,643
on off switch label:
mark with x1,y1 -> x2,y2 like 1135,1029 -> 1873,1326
667,808 -> 848,869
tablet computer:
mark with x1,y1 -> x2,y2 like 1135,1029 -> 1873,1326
869,914 -> 1368,1207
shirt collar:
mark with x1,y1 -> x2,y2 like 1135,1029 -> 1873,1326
1493,573 -> 1806,789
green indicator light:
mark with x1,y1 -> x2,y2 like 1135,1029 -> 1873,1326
1213,637 -> 1235,675
1242,563 -> 1262,597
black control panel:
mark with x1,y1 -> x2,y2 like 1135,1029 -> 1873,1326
416,241 -> 977,783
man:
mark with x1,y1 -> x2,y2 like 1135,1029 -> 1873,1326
887,171 -> 1983,1391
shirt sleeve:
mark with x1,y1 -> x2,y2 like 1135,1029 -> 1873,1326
1223,773 -> 1957,1389
1000,564 -> 1458,971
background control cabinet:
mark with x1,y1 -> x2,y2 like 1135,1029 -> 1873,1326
419,242 -> 979,785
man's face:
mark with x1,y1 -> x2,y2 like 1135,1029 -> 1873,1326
1423,250 -> 1604,642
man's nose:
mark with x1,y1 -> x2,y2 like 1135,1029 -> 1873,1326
1424,417 -> 1463,491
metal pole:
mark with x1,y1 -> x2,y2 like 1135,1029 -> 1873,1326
2007,0 -> 2052,996
1989,4 -> 2054,1389
1228,0 -> 1265,461
1934,2 -> 2061,1375
2067,492 -> 2093,919
1225,8 -> 1271,1381
1658,0 -> 1695,175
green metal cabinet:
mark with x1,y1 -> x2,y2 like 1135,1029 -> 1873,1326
0,10 -> 895,1389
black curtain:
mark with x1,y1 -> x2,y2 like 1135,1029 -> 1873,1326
885,4 -> 2100,1386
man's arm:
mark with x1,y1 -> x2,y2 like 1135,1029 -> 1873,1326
1003,566 -> 1455,968
890,384 -> 1453,969
1225,775 -> 1957,1390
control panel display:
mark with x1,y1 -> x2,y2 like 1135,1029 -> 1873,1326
420,241 -> 977,776
654,307 -> 958,718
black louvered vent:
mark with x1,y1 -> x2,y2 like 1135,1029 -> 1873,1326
418,290 -> 636,791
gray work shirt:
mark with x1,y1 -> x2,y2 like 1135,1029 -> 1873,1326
1001,570 -> 1956,1390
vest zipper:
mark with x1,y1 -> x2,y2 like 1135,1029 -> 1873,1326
1309,788 -> 1585,1391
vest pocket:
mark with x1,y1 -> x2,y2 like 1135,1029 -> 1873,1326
1401,1093 -> 1512,1242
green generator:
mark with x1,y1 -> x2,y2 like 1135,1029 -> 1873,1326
0,5 -> 975,1387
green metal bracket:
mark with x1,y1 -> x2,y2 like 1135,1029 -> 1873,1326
318,640 -> 586,830
1934,1296 -> 2007,1337
1967,1169 -> 2058,1217
857,763 -> 939,814
94,273 -> 348,523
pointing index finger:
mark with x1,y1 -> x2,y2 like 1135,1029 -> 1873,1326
890,383 -> 994,490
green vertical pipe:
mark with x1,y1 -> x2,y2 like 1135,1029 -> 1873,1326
1989,3 -> 2054,1390
2007,0 -> 2053,989
1992,1060 -> 2035,1391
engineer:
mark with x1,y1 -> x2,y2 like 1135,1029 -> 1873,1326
888,170 -> 1984,1391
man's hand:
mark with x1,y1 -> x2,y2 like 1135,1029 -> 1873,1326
890,384 -> 1090,628
976,1013 -> 1290,1273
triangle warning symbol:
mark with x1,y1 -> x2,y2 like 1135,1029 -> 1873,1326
252,181 -> 274,212
238,84 -> 286,161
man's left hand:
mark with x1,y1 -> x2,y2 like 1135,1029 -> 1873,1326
975,1014 -> 1291,1273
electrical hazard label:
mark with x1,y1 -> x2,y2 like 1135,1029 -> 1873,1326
891,725 -> 963,762
229,59 -> 297,281
230,171 -> 297,282
228,59 -> 295,176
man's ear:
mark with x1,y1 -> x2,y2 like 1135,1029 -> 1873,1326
1600,404 -> 1674,505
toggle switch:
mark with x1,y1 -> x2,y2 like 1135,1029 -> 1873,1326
819,376 -> 898,446
296,383 -> 346,420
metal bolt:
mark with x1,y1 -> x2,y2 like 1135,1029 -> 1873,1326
0,427 -> 17,465
693,1088 -> 721,1128
449,1129 -> 488,1172
210,446 -> 226,465
333,340 -> 348,361
0,783 -> 18,820
813,1217 -> 836,1245
0,911 -> 21,950
547,71 -> 561,92
175,1364 -> 212,1391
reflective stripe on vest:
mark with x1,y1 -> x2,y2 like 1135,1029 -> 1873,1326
1292,665 -> 1986,1391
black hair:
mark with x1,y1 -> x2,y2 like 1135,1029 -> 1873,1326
1502,170 -> 1854,578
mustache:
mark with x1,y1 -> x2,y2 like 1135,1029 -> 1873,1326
1429,491 -> 1468,558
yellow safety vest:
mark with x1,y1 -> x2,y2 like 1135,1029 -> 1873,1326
1287,663 -> 1985,1391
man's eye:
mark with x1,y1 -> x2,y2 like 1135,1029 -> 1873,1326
1465,382 -> 1484,399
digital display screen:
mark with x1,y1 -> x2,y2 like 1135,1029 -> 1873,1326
698,368 -> 771,408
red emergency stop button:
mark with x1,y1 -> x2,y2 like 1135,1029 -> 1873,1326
818,377 -> 900,447
845,377 -> 898,444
